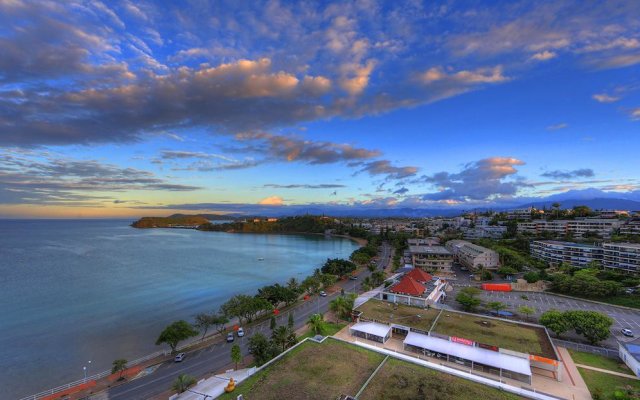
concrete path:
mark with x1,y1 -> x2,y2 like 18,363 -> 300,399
556,347 -> 592,400
574,363 -> 640,380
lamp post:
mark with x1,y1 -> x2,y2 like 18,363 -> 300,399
83,366 -> 87,383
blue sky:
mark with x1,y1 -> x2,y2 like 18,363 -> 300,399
0,0 -> 639,217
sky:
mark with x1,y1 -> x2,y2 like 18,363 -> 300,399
0,0 -> 639,218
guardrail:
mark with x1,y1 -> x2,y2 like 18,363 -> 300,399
17,349 -> 170,400
552,339 -> 619,359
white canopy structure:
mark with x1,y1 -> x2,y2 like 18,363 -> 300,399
403,331 -> 531,377
350,321 -> 392,343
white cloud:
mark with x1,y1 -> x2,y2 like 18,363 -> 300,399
530,50 -> 557,61
592,93 -> 620,103
258,196 -> 284,206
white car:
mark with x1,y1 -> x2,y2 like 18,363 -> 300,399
174,352 -> 186,362
237,327 -> 245,337
319,291 -> 327,297
622,328 -> 634,337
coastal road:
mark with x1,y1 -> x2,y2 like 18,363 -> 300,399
104,242 -> 389,399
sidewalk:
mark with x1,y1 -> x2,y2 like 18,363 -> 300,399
574,363 -> 640,380
555,347 -> 592,400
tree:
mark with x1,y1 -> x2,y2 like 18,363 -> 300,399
539,310 -> 571,338
301,275 -> 321,295
286,277 -> 299,293
270,315 -> 277,331
565,310 -> 613,345
518,306 -> 535,321
172,374 -> 196,393
111,359 -> 128,381
193,313 -> 215,340
523,272 -> 540,283
288,312 -> 294,330
321,258 -> 357,277
455,287 -> 482,312
231,344 -> 242,370
155,320 -> 199,353
367,263 -> 376,273
248,333 -> 279,366
330,294 -> 356,321
319,273 -> 338,289
272,325 -> 295,352
306,313 -> 325,335
221,295 -> 272,324
211,313 -> 230,335
487,301 -> 507,314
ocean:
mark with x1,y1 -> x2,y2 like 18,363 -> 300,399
0,219 -> 359,399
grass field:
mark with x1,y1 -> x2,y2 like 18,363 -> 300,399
217,338 -> 385,400
433,311 -> 555,358
359,358 -> 524,400
355,299 -> 440,331
568,350 -> 632,374
578,367 -> 640,399
297,322 -> 346,341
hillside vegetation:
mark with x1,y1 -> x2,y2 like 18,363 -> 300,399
131,215 -> 209,228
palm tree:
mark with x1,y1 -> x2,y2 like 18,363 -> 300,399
111,359 -> 128,381
272,325 -> 293,352
330,294 -> 356,321
306,313 -> 325,335
286,277 -> 299,293
172,374 -> 196,393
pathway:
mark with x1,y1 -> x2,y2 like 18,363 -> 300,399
574,364 -> 640,380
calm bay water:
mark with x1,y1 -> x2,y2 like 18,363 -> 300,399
0,219 -> 359,399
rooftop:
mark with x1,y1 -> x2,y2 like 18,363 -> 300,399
389,276 -> 426,297
355,299 -> 440,332
409,245 -> 451,255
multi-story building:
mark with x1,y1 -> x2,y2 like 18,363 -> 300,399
518,219 -> 622,238
507,207 -> 536,220
621,219 -> 640,236
462,226 -> 507,240
409,245 -> 453,273
408,237 -> 440,246
530,240 -> 602,268
602,242 -> 640,274
445,240 -> 500,270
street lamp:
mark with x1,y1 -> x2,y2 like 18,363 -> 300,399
83,366 -> 87,383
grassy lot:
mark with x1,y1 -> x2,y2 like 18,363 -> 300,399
217,338 -> 385,400
355,299 -> 440,331
297,322 -> 346,341
578,367 -> 640,400
359,358 -> 524,400
568,349 -> 632,374
433,311 -> 555,358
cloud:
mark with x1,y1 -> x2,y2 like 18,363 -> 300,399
263,184 -> 346,189
541,168 -> 595,179
420,157 -> 526,201
358,160 -> 418,180
631,108 -> 640,120
592,93 -> 621,103
0,152 -> 201,206
530,51 -> 557,61
393,187 -> 409,195
421,66 -> 508,85
258,196 -> 284,206
546,123 -> 568,131
236,133 -> 380,165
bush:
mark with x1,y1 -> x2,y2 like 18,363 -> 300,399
523,272 -> 540,283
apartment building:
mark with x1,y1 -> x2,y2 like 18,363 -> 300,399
621,219 -> 640,236
530,240 -> 602,268
518,219 -> 621,238
463,226 -> 507,240
445,240 -> 500,270
409,244 -> 453,273
602,242 -> 640,274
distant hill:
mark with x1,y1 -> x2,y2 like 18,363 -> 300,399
516,198 -> 640,211
131,215 -> 210,228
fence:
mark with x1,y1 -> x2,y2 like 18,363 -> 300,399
552,339 -> 619,359
18,349 -> 171,400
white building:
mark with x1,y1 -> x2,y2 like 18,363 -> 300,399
619,339 -> 640,377
445,240 -> 500,270
517,219 -> 622,238
409,245 -> 453,273
530,240 -> 602,268
602,242 -> 640,274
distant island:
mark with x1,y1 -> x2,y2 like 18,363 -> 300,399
131,214 -> 369,243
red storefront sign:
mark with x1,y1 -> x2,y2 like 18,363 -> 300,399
478,342 -> 499,352
451,336 -> 474,346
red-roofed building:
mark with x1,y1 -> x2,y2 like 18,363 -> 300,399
389,276 -> 426,297
406,268 -> 432,284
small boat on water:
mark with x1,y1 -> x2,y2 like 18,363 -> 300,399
257,257 -> 265,261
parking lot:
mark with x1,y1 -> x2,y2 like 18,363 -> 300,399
444,268 -> 640,348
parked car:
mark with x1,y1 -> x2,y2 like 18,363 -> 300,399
622,328 -> 634,337
319,291 -> 327,297
226,332 -> 235,342
174,352 -> 186,362
237,327 -> 245,337
349,276 -> 358,280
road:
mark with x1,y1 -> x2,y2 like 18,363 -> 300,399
105,241 -> 391,399
444,264 -> 640,348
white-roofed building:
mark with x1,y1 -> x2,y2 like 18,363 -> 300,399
349,321 -> 392,343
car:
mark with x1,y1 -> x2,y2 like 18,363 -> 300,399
349,276 -> 358,280
174,352 -> 186,362
237,327 -> 245,337
622,328 -> 634,337
319,291 -> 327,297
226,332 -> 235,342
